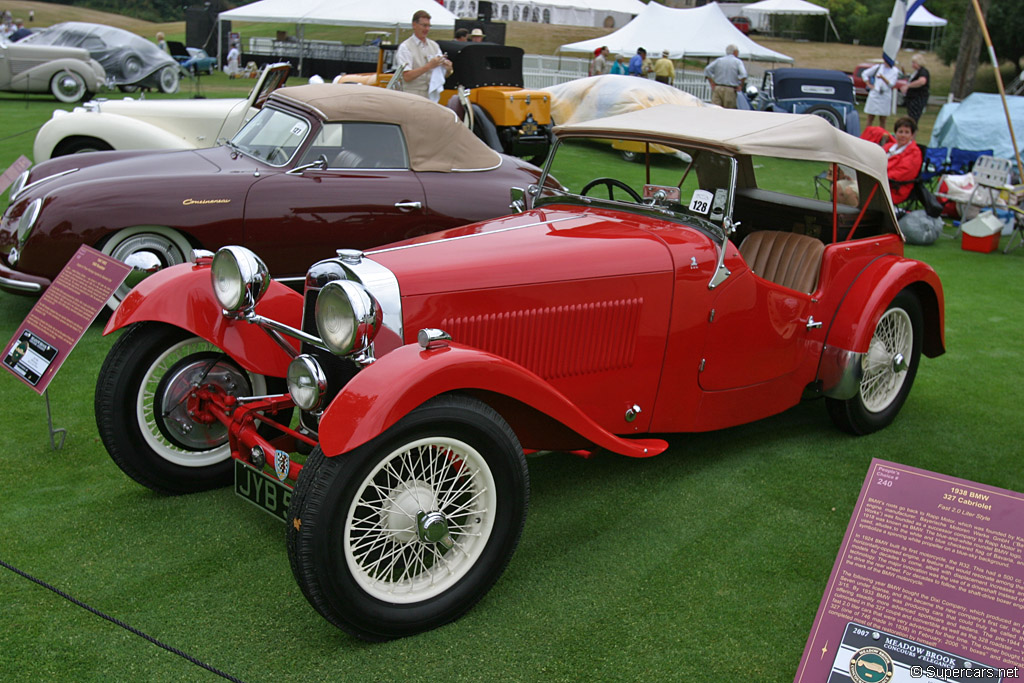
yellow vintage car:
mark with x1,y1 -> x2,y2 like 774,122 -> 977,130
337,41 -> 553,163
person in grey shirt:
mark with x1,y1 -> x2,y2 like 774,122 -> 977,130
704,45 -> 747,109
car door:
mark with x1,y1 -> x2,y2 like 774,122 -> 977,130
240,121 -> 429,277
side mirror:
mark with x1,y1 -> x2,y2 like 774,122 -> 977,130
287,154 -> 329,175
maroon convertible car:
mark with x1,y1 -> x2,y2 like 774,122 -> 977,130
0,85 -> 547,306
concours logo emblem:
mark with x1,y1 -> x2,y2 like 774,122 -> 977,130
849,647 -> 894,683
274,450 -> 290,482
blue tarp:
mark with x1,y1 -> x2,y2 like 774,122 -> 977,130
929,93 -> 1024,163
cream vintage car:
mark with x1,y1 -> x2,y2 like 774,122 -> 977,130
0,33 -> 105,103
32,62 -> 289,160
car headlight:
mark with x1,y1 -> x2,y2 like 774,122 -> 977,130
287,354 -> 327,411
17,198 -> 42,244
211,246 -> 269,313
8,170 -> 29,202
315,280 -> 382,356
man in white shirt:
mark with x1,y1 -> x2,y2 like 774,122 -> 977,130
395,10 -> 452,102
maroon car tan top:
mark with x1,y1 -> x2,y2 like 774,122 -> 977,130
271,85 -> 501,173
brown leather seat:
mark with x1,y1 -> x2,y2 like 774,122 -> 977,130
738,231 -> 824,294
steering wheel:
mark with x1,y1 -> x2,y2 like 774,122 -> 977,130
580,178 -> 643,202
267,146 -> 288,164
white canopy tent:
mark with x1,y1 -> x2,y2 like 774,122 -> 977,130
219,0 -> 457,29
904,5 -> 947,52
906,5 -> 947,26
558,3 -> 793,63
218,0 -> 457,72
444,0 -> 645,29
742,0 -> 839,41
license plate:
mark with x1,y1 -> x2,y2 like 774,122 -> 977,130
234,459 -> 292,522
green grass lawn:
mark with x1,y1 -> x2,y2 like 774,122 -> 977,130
2,82 -> 1023,682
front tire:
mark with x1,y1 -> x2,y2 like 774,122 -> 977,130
826,290 -> 923,435
158,65 -> 180,94
100,228 -> 191,309
95,322 -> 288,494
53,136 -> 113,157
288,394 -> 529,641
50,70 -> 87,103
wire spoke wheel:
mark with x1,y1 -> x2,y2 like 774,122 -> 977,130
288,394 -> 528,641
859,307 -> 912,412
826,290 -> 923,435
345,436 -> 497,603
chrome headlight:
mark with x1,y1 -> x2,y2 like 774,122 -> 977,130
315,280 -> 382,356
211,246 -> 269,313
17,198 -> 42,244
8,170 -> 29,202
287,354 -> 327,412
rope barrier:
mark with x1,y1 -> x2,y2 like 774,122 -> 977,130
0,557 -> 247,683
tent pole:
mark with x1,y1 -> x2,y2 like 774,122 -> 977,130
970,0 -> 1022,179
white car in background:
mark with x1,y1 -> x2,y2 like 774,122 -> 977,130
33,63 -> 290,160
0,33 -> 105,102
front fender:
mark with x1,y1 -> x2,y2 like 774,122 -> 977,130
12,59 -> 103,93
318,342 -> 668,459
104,261 -> 302,377
818,256 -> 944,396
34,112 -> 196,162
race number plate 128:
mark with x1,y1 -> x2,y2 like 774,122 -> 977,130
234,459 -> 292,522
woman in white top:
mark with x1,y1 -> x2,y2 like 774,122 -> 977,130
863,61 -> 900,130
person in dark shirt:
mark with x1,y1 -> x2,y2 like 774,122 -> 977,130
900,54 -> 931,123
9,18 -> 32,41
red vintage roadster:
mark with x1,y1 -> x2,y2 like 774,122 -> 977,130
94,105 -> 944,641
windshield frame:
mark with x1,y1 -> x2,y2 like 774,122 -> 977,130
536,135 -> 737,240
228,105 -> 313,167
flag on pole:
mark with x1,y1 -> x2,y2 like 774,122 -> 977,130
882,0 -> 927,66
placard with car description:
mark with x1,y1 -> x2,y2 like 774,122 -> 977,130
795,458 -> 1024,682
2,244 -> 130,394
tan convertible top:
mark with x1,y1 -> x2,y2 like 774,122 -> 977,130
555,105 -> 892,199
270,84 -> 502,172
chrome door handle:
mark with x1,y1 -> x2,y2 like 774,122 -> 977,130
394,201 -> 422,211
806,316 -> 823,329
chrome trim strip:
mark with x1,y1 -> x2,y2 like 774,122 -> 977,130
0,275 -> 43,293
13,168 -> 78,202
819,344 -> 864,400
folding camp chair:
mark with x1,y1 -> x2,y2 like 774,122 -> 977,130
919,146 -> 949,189
996,185 -> 1024,253
954,155 -> 1014,236
948,148 -> 993,175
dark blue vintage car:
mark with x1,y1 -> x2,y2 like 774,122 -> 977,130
741,68 -> 860,137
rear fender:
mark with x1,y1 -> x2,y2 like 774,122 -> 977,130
103,261 -> 301,377
817,257 -> 944,395
318,342 -> 667,459
34,112 -> 195,162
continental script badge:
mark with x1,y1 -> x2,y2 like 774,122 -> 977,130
849,646 -> 894,683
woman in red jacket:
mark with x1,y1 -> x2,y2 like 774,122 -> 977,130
884,116 -> 923,205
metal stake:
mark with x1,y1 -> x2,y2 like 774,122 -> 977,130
44,389 -> 66,450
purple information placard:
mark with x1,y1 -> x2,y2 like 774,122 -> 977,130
2,244 -> 130,394
0,155 -> 31,195
796,459 -> 1024,681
